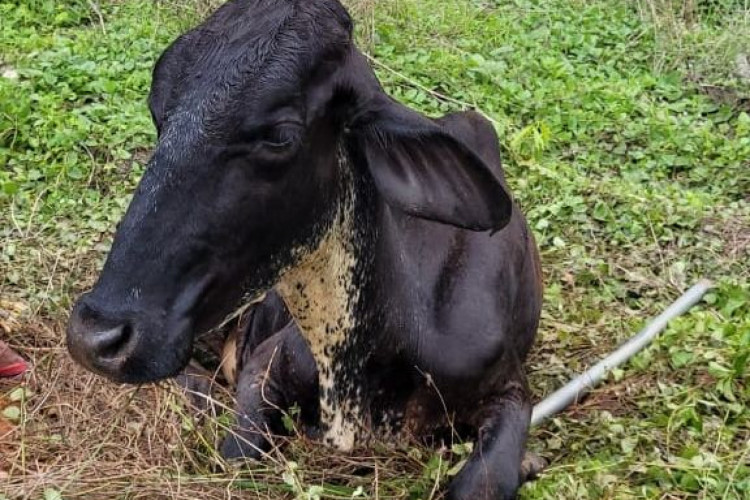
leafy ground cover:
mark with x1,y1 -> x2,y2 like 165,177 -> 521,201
1,0 -> 748,498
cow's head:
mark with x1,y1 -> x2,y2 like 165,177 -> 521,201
67,0 -> 511,383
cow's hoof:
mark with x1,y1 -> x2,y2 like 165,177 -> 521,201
446,481 -> 519,500
173,361 -> 215,412
520,451 -> 547,482
220,432 -> 266,461
446,466 -> 520,500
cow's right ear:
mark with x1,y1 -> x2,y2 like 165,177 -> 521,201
346,92 -> 512,232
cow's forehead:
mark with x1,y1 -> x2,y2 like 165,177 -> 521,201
183,0 -> 351,79
158,0 -> 351,136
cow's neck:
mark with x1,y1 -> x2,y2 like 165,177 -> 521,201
275,146 -> 374,451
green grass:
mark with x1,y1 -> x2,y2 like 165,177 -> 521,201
1,0 -> 748,498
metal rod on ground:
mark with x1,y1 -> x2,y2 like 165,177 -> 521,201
531,279 -> 713,427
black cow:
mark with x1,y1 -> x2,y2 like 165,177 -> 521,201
67,0 -> 543,498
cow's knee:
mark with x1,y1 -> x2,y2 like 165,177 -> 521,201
221,336 -> 286,460
221,321 -> 317,460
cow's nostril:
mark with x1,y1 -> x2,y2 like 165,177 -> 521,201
91,323 -> 133,360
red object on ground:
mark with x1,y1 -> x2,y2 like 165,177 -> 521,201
0,340 -> 27,377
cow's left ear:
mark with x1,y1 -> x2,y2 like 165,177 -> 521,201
350,94 -> 512,232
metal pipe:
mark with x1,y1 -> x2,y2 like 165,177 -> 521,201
531,279 -> 713,427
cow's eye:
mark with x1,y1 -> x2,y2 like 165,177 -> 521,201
261,123 -> 301,151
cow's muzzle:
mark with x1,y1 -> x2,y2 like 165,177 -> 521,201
67,277 -> 212,384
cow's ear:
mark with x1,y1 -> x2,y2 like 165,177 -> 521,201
350,94 -> 512,232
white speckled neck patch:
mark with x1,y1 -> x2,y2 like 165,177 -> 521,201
276,150 -> 365,451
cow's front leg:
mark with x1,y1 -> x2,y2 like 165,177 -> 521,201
220,322 -> 318,460
447,379 -> 536,500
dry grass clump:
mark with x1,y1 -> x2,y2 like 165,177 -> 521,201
1,312 -> 187,499
0,303 -> 438,499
